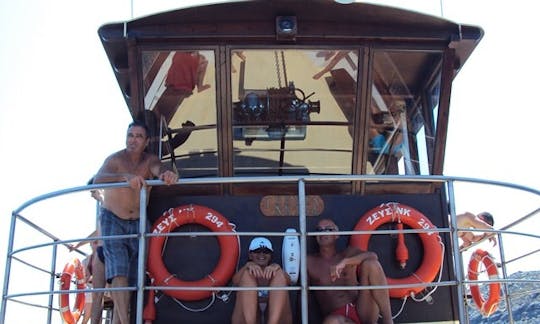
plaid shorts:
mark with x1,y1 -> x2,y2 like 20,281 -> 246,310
100,208 -> 144,285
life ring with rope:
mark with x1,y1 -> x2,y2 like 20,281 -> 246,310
58,257 -> 86,324
468,249 -> 500,316
144,204 -> 239,320
349,202 -> 444,299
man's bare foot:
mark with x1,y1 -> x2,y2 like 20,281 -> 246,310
197,84 -> 211,92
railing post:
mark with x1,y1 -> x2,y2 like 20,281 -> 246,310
447,180 -> 467,323
0,212 -> 18,323
497,231 -> 514,324
46,242 -> 59,324
297,179 -> 308,324
135,186 -> 148,324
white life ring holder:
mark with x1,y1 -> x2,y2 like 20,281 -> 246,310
282,228 -> 300,285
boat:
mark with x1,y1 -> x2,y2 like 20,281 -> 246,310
2,1 -> 539,323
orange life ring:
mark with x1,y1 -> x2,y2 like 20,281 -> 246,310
59,258 -> 86,324
349,202 -> 443,299
468,249 -> 500,316
147,204 -> 239,301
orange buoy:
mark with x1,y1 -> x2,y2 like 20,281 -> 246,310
350,202 -> 443,299
144,204 -> 239,320
468,249 -> 500,316
59,258 -> 86,324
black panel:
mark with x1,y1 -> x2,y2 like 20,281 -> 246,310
143,193 -> 457,323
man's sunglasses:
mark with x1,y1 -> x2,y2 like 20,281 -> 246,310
316,227 -> 337,232
250,248 -> 272,254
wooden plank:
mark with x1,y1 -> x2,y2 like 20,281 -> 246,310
259,195 -> 324,216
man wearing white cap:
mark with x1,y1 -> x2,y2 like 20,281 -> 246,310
231,237 -> 292,324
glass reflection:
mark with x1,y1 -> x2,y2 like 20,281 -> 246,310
368,50 -> 442,175
142,50 -> 218,177
231,49 -> 358,175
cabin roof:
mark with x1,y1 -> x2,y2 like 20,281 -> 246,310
98,0 -> 482,116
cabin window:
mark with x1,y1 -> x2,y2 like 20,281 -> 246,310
231,49 -> 358,175
368,50 -> 442,175
141,50 -> 219,177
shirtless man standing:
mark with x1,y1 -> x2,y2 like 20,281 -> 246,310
307,219 -> 393,324
456,212 -> 496,249
93,121 -> 178,324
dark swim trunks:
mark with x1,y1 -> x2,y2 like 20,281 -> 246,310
96,246 -> 105,263
86,246 -> 105,277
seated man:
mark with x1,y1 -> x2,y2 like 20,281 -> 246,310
307,219 -> 393,324
231,237 -> 292,324
456,212 -> 497,249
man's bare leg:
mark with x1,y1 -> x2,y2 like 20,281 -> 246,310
153,87 -> 190,126
313,51 -> 349,80
459,232 -> 474,249
357,259 -> 393,324
231,269 -> 258,324
321,315 -> 356,324
196,54 -> 210,92
91,255 -> 105,324
110,276 -> 130,324
266,270 -> 292,324
81,298 -> 92,324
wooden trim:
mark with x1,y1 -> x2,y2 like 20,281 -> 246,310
432,48 -> 455,175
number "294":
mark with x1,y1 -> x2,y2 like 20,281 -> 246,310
418,218 -> 435,236
205,213 -> 224,228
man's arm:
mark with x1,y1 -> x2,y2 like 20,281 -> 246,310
148,155 -> 178,185
93,154 -> 130,183
470,216 -> 497,246
331,248 -> 377,281
69,230 -> 98,251
232,261 -> 265,284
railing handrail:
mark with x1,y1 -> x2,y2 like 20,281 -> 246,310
2,175 -> 539,324
11,175 -> 540,217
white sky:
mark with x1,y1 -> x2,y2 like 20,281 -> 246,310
0,0 -> 539,323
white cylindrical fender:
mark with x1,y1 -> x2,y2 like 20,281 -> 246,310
282,228 -> 300,285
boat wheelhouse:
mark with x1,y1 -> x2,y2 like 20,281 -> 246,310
2,1 -> 539,324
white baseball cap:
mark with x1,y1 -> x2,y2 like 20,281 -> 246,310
249,237 -> 273,252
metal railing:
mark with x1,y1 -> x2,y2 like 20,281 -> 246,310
2,175 -> 539,324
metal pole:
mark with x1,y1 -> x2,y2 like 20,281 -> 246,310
46,242 -> 58,324
297,179 -> 308,324
0,212 -> 18,323
447,180 -> 467,323
135,187 -> 148,324
498,232 -> 514,324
